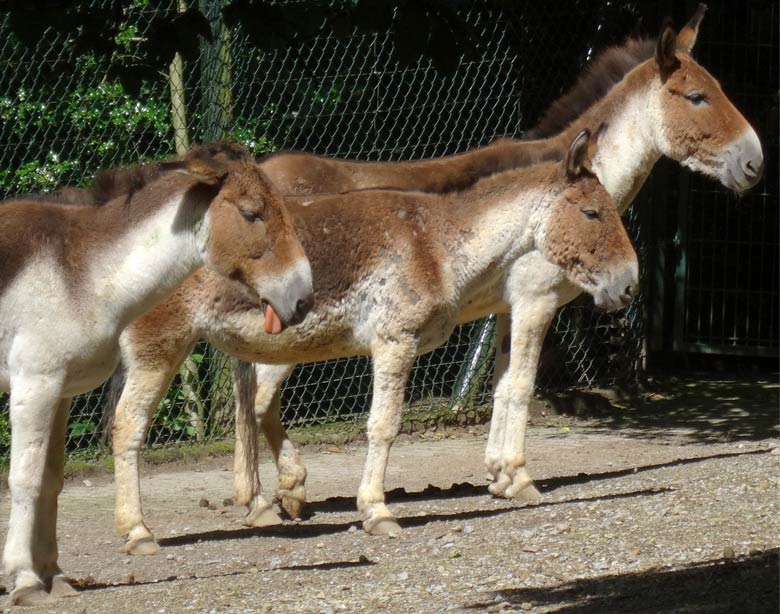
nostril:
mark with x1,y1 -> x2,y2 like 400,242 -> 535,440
744,159 -> 764,179
295,299 -> 306,319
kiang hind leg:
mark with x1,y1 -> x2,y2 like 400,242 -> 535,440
233,362 -> 298,526
256,370 -> 307,519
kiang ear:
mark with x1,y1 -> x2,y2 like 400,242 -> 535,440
585,122 -> 607,169
655,21 -> 679,75
677,3 -> 707,54
565,129 -> 591,179
176,158 -> 229,186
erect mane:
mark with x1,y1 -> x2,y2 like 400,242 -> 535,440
527,37 -> 656,139
91,162 -> 170,205
90,141 -> 251,205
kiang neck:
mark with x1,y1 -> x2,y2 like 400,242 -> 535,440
90,195 -> 206,329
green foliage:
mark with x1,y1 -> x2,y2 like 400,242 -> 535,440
2,1 -> 484,95
0,81 -> 171,196
148,351 -> 206,443
68,419 -> 98,439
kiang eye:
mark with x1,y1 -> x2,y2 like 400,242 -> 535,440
582,209 -> 600,220
240,209 -> 263,223
685,91 -> 707,105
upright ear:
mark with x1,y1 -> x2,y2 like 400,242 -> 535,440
677,3 -> 707,54
655,21 -> 678,75
175,158 -> 229,186
566,129 -> 591,179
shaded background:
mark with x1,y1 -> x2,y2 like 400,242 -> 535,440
0,0 -> 775,459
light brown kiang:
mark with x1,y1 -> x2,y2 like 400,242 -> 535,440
0,148 -> 313,605
110,129 -> 636,552
108,4 -> 765,553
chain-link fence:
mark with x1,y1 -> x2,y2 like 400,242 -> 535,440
0,0 -> 670,461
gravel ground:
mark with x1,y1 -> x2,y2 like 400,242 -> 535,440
0,393 -> 778,613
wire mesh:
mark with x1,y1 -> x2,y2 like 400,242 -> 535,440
0,0 -> 757,462
672,0 -> 779,356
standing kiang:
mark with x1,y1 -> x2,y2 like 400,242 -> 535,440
106,4 -> 764,552
0,148 -> 313,605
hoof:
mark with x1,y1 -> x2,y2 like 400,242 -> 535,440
244,506 -> 283,528
10,586 -> 54,606
506,481 -> 542,502
487,474 -> 511,498
125,536 -> 161,556
278,486 -> 306,519
50,575 -> 78,599
364,518 -> 402,537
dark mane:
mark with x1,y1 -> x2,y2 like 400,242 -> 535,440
91,141 -> 251,204
2,187 -> 94,206
91,162 -> 170,205
527,37 -> 656,139
1,141 -> 251,208
185,141 -> 251,164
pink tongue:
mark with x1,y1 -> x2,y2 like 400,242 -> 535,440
264,303 -> 284,335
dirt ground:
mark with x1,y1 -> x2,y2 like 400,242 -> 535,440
0,378 -> 778,613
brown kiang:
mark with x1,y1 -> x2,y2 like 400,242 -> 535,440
0,146 -> 313,605
107,4 -> 764,554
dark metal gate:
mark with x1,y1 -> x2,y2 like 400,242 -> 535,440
671,0 -> 778,357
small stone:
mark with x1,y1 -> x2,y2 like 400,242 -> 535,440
520,603 -> 533,611
521,545 -> 539,553
757,481 -> 770,491
175,555 -> 184,563
223,498 -> 234,507
127,574 -> 135,584
82,479 -> 93,487
249,567 -> 259,574
347,525 -> 358,533
771,448 -> 780,456
723,546 -> 735,558
208,503 -> 218,511
198,498 -> 210,508
165,554 -> 174,561
555,523 -> 571,533
397,571 -> 408,581
463,524 -> 475,535
629,547 -> 641,557
316,542 -> 325,548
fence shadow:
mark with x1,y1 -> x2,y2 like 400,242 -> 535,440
570,378 -> 779,443
465,549 -> 779,614
299,448 -> 769,516
157,486 -> 670,547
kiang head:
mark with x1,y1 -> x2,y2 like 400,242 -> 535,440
652,3 -> 763,192
539,128 -> 639,311
177,148 -> 313,333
